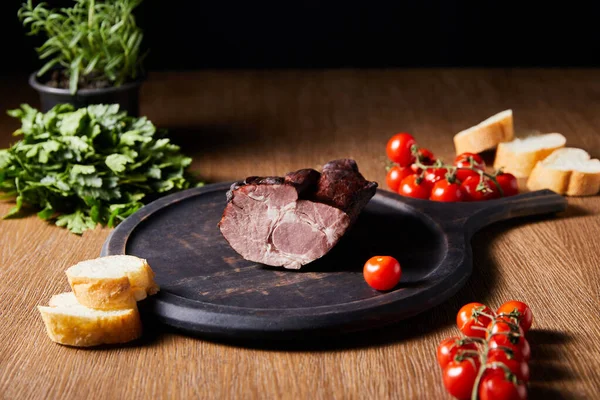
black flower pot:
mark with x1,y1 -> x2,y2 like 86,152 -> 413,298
28,71 -> 144,117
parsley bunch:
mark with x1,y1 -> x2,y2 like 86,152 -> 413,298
0,103 -> 200,234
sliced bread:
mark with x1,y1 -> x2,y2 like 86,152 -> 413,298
493,133 -> 567,178
38,292 -> 142,347
454,110 -> 514,155
65,255 -> 159,310
527,148 -> 600,196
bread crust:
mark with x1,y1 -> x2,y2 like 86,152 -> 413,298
37,306 -> 142,347
567,171 -> 600,196
65,256 -> 160,308
526,162 -> 600,196
67,275 -> 137,310
494,144 -> 564,178
454,111 -> 514,155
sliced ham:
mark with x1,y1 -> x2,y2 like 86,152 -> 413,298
218,159 -> 377,269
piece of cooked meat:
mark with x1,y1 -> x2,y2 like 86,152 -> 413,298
218,159 -> 378,269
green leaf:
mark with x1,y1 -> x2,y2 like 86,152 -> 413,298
71,164 -> 96,175
105,153 -> 132,173
59,108 -> 88,136
56,209 -> 97,235
37,206 -> 55,220
37,58 -> 61,76
0,150 -> 11,169
69,54 -> 84,94
120,130 -> 151,146
4,196 -> 23,218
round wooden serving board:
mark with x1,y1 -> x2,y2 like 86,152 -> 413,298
101,183 -> 566,340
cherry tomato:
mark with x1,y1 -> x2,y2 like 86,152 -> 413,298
386,166 -> 413,192
437,337 -> 478,369
496,172 -> 519,197
430,179 -> 464,202
454,152 -> 486,182
398,174 -> 432,199
442,357 -> 480,400
456,302 -> 494,338
363,256 -> 402,291
488,336 -> 531,363
461,175 -> 501,201
487,351 -> 530,382
486,320 -> 525,340
386,133 -> 417,166
479,370 -> 528,400
411,148 -> 436,173
424,168 -> 448,185
496,301 -> 533,333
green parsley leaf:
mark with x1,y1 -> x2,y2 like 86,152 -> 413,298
0,103 -> 201,234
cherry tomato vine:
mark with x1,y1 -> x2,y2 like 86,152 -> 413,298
384,132 -> 519,201
438,300 -> 534,399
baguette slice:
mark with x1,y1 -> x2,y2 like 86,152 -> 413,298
38,292 -> 142,347
66,255 -> 159,310
493,133 -> 567,178
527,148 -> 600,196
454,110 -> 514,155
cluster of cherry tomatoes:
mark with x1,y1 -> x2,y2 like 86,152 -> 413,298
385,133 -> 519,201
438,301 -> 533,400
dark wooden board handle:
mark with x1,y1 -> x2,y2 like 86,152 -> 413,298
421,189 -> 568,237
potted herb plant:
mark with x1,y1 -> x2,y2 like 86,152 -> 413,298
18,0 -> 147,116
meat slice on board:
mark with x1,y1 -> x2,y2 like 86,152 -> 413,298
218,159 -> 378,269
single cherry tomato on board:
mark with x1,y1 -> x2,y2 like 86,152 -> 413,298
496,300 -> 533,333
456,302 -> 494,338
478,370 -> 528,400
461,175 -> 501,201
436,337 -> 478,369
487,352 -> 530,382
454,152 -> 486,182
442,357 -> 480,400
496,172 -> 519,197
398,174 -> 432,199
386,165 -> 413,192
363,256 -> 402,291
410,147 -> 436,173
386,133 -> 417,166
488,336 -> 531,363
424,168 -> 448,185
430,179 -> 464,202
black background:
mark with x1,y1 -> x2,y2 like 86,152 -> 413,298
2,0 -> 600,75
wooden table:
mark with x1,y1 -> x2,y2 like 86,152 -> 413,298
1,69 -> 599,399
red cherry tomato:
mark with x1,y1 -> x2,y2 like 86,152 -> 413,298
478,370 -> 528,400
386,166 -> 413,192
398,174 -> 432,199
454,152 -> 486,182
456,302 -> 494,338
496,172 -> 519,197
486,320 -> 525,341
424,168 -> 448,185
461,175 -> 501,201
363,256 -> 402,291
430,179 -> 464,202
411,148 -> 436,173
442,357 -> 480,400
486,351 -> 530,382
488,336 -> 531,363
386,133 -> 417,166
436,337 -> 478,369
496,301 -> 533,333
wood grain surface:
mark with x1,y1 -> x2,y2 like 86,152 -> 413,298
1,69 -> 599,399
